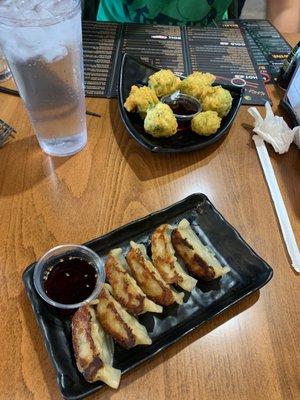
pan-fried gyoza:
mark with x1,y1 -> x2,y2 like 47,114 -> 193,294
72,305 -> 121,389
151,224 -> 197,292
71,214 -> 231,389
171,219 -> 230,280
105,248 -> 162,315
126,241 -> 184,306
96,283 -> 152,349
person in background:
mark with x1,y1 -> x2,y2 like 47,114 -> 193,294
82,0 -> 300,33
267,0 -> 300,33
82,0 -> 245,23
97,0 -> 240,25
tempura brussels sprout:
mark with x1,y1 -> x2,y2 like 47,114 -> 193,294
148,69 -> 181,97
191,111 -> 221,136
124,85 -> 159,116
144,102 -> 178,137
180,71 -> 215,99
201,86 -> 233,117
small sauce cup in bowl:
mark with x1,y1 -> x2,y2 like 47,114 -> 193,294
161,91 -> 202,131
33,244 -> 105,310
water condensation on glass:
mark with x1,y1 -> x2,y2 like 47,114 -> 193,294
0,0 -> 80,64
0,0 -> 87,156
0,0 -> 78,19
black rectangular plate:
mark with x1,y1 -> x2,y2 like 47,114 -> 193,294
23,193 -> 273,400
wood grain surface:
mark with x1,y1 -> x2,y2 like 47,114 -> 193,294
0,33 -> 299,400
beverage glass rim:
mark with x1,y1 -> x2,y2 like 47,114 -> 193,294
0,0 -> 81,28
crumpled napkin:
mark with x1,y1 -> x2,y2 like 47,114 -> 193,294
248,102 -> 299,154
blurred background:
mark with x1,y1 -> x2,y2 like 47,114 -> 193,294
241,0 -> 266,19
81,0 -> 267,21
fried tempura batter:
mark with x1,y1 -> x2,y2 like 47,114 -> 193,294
144,102 -> 178,137
191,111 -> 221,136
201,85 -> 233,117
148,69 -> 181,97
180,71 -> 215,99
124,85 -> 159,116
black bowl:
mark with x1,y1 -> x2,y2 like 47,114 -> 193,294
118,53 -> 244,153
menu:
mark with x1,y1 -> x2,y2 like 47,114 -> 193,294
82,22 -> 120,96
187,22 -> 268,105
122,24 -> 186,75
118,24 -> 186,96
82,20 -> 291,104
238,20 -> 291,83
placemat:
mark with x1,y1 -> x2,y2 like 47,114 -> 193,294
82,19 -> 291,105
239,20 -> 291,83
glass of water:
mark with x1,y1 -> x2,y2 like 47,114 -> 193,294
0,0 -> 87,157
0,48 -> 11,81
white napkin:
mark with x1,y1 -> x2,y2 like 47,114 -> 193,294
248,102 -> 298,154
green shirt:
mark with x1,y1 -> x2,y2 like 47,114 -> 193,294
97,0 -> 231,25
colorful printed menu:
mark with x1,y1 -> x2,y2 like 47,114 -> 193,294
82,20 -> 291,105
239,20 -> 291,83
82,22 -> 120,97
187,22 -> 268,104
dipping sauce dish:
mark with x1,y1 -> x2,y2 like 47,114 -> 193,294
161,92 -> 201,131
33,244 -> 105,309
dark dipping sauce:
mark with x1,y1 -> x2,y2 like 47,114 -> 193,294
162,94 -> 201,131
169,100 -> 199,116
43,257 -> 97,305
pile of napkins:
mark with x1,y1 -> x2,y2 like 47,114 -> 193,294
248,102 -> 300,154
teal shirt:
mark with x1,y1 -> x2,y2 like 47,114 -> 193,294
97,0 -> 231,25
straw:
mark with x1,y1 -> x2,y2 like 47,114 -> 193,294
253,135 -> 300,272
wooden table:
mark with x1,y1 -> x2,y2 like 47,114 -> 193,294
0,33 -> 299,400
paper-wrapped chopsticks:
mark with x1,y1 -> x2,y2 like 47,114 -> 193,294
252,135 -> 300,272
248,103 -> 300,272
